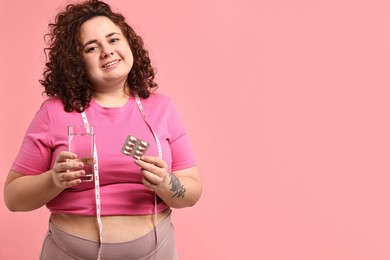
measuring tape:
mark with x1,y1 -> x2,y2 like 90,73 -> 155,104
80,111 -> 103,259
81,94 -> 162,259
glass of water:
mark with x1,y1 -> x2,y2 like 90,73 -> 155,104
68,126 -> 95,182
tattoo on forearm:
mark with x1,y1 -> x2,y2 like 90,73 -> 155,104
169,175 -> 186,198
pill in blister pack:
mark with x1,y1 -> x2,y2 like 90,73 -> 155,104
121,135 -> 150,159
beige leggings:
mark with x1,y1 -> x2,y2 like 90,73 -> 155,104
40,213 -> 178,260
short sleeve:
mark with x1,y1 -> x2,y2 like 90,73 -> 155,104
168,101 -> 197,171
11,103 -> 53,175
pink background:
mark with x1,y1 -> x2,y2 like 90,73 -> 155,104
1,0 -> 390,259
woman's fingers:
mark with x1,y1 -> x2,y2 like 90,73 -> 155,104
52,151 -> 86,188
135,156 -> 169,190
56,151 -> 77,162
138,156 -> 167,168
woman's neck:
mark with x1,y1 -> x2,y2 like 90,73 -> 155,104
92,88 -> 130,108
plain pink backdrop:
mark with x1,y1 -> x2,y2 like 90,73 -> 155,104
2,0 -> 390,259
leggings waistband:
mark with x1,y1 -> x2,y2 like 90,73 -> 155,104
40,213 -> 177,260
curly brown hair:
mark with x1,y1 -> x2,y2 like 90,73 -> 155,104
40,0 -> 158,112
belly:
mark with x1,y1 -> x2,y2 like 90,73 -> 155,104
50,208 -> 171,243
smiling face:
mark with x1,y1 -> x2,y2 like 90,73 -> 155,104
79,16 -> 134,92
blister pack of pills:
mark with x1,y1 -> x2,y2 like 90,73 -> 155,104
121,135 -> 150,159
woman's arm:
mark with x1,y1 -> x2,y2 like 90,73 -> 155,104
135,156 -> 202,208
4,170 -> 64,211
4,151 -> 87,211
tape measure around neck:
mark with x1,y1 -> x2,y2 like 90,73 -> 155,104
134,94 -> 162,159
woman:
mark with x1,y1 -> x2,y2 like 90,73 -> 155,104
4,0 -> 202,259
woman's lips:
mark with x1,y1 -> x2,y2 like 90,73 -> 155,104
102,59 -> 120,68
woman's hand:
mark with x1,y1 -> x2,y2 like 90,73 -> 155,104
134,156 -> 169,192
52,151 -> 88,189
135,156 -> 202,208
4,150 -> 94,212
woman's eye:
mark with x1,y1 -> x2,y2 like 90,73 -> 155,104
110,38 -> 119,43
86,46 -> 97,53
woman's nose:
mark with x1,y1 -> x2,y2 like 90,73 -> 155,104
100,45 -> 114,58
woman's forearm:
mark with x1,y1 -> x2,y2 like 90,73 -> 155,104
156,171 -> 202,209
4,170 -> 64,212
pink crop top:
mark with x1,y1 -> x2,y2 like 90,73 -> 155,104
12,93 -> 197,216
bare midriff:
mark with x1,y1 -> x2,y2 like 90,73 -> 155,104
50,208 -> 171,243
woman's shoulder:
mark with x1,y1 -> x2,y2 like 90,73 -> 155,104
146,92 -> 173,106
36,97 -> 68,118
40,96 -> 64,109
